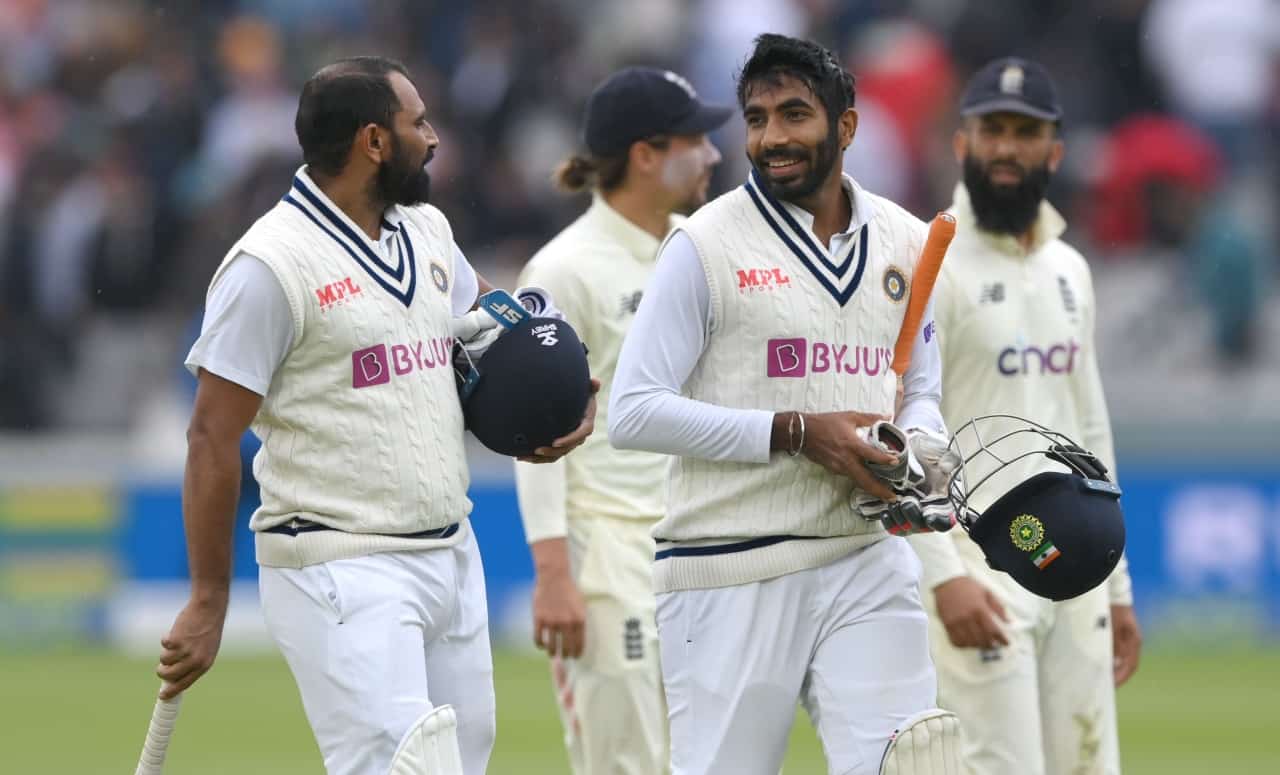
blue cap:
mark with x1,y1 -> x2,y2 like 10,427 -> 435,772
960,57 -> 1062,122
584,67 -> 733,156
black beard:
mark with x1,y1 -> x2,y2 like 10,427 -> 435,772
751,121 -> 840,203
375,136 -> 432,207
963,155 -> 1051,235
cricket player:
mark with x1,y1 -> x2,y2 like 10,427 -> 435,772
907,57 -> 1143,775
514,67 -> 730,774
610,35 -> 961,775
154,57 -> 594,775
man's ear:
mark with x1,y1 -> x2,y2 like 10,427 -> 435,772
952,128 -> 968,165
1047,137 -> 1065,174
839,108 -> 858,151
357,123 -> 389,165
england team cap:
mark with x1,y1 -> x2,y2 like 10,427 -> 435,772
960,57 -> 1062,122
583,67 -> 733,156
462,317 -> 592,458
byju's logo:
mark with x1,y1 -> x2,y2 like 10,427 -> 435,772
767,338 -> 894,378
997,339 -> 1079,376
352,337 -> 454,388
737,268 -> 792,293
316,277 -> 363,311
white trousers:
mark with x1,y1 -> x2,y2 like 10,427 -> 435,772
554,515 -> 667,774
259,525 -> 495,775
926,577 -> 1118,775
656,538 -> 937,775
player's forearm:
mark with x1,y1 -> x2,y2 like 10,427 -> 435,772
529,536 -> 573,579
1106,552 -> 1134,606
608,386 -> 774,462
907,531 -> 968,590
515,458 -> 569,543
181,427 -> 242,606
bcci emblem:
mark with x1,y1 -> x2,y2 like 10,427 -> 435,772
883,266 -> 907,302
430,261 -> 449,294
1010,514 -> 1046,552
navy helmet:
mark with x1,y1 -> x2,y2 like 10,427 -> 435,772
458,316 -> 591,458
946,415 -> 1126,601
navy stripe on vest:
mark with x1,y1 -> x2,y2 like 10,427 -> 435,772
291,176 -> 406,281
283,194 -> 418,308
747,168 -> 860,277
653,534 -> 823,560
743,180 -> 869,306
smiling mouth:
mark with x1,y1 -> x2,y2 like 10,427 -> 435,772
764,158 -> 804,174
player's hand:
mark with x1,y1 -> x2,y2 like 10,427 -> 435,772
530,538 -> 587,659
520,378 -> 601,464
156,596 -> 228,699
801,411 -> 899,501
933,576 -> 1010,650
1111,604 -> 1142,687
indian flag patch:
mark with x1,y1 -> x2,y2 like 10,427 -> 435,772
1031,540 -> 1061,570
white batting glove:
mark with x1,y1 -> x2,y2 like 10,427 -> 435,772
514,286 -> 565,321
852,422 -> 957,534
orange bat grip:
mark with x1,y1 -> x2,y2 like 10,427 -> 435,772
891,212 -> 956,376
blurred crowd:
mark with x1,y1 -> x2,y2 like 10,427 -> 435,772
0,0 -> 1276,431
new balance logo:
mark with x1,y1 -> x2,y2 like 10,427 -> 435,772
316,277 -> 363,311
737,268 -> 792,292
979,282 -> 1005,304
619,290 -> 643,316
624,617 -> 644,661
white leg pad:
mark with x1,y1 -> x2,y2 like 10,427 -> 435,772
387,705 -> 464,775
879,709 -> 964,775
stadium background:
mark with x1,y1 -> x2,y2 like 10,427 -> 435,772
0,0 -> 1277,772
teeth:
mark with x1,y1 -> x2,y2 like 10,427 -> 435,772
767,160 -> 799,168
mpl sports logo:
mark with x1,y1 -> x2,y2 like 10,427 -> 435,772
997,339 -> 1079,376
316,277 -> 363,312
767,337 -> 894,378
352,337 -> 453,388
737,268 -> 792,293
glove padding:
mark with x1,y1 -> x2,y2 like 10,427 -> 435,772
852,423 -> 958,535
451,286 -> 567,367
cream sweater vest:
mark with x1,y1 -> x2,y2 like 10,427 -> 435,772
209,170 -> 471,568
653,171 -> 927,591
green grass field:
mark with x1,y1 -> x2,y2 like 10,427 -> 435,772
3,646 -> 1278,774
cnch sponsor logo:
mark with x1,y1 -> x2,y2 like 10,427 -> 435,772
316,277 -> 363,311
737,268 -> 791,293
766,337 -> 894,378
997,339 -> 1079,376
352,337 -> 454,388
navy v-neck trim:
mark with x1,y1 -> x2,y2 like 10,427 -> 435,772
290,176 -> 406,281
747,169 -> 860,278
743,178 -> 869,307
282,192 -> 417,308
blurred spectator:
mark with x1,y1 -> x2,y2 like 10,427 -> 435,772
1142,0 -> 1280,170
1090,115 -> 1271,364
0,0 -> 1275,432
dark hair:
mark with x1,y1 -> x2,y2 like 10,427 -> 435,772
736,34 -> 856,125
295,56 -> 410,177
552,137 -> 670,193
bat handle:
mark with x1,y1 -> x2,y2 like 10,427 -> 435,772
135,691 -> 183,775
